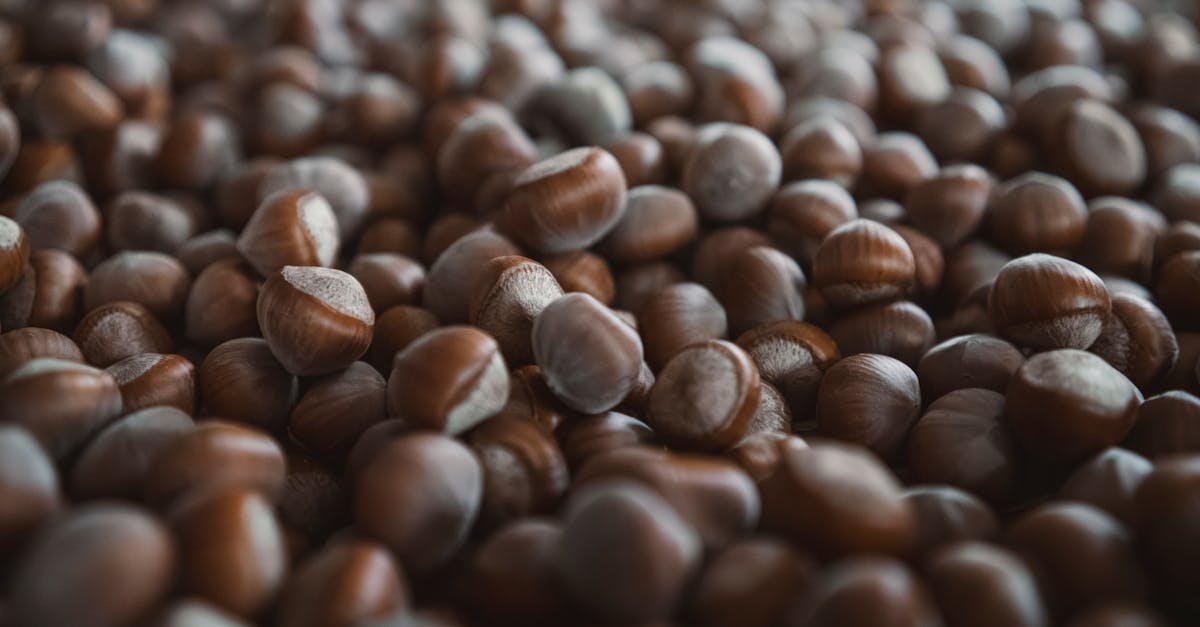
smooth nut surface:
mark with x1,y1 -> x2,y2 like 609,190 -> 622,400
257,266 -> 375,376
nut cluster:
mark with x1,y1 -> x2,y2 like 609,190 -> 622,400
3,1 -> 1200,626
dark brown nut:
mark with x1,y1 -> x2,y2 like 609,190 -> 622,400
499,364 -> 578,435
4,140 -> 84,196
1123,391 -> 1200,459
908,388 -> 1021,504
1155,250 -> 1200,327
0,425 -> 62,552
602,132 -> 667,187
1006,349 -> 1141,467
468,256 -> 562,366
904,164 -> 992,248
1151,163 -> 1200,223
1060,447 -> 1154,525
715,245 -> 805,337
8,505 -> 174,627
637,283 -> 727,371
542,251 -> 615,305
354,433 -> 482,573
1132,456 -> 1200,612
289,361 -> 386,462
779,116 -> 862,187
614,262 -> 685,313
73,301 -> 172,367
556,481 -> 701,623
682,123 -> 781,222
529,67 -> 631,145
29,65 -> 122,139
916,87 -> 1006,163
813,219 -> 915,310
107,353 -> 195,414
467,414 -> 569,529
691,227 -> 772,289
574,446 -> 759,549
816,353 -> 920,461
829,300 -> 934,368
0,358 -> 121,459
689,39 -> 784,133
892,225 -> 944,295
257,266 -> 375,376
623,61 -> 694,126
276,540 -> 409,627
259,157 -> 372,241
436,110 -> 536,213
560,411 -> 655,472
877,43 -> 951,124
462,518 -> 569,626
736,320 -> 839,422
0,327 -> 82,380
687,538 -> 815,627
425,230 -> 519,324
275,453 -> 346,554
989,254 -> 1111,350
12,180 -> 100,257
767,180 -> 857,267
760,439 -> 915,557
1088,294 -> 1178,390
184,260 -> 262,347
156,110 -> 240,191
496,147 -> 627,255
599,186 -> 698,265
348,253 -> 425,313
1054,99 -> 1145,197
1129,103 -> 1200,179
69,406 -> 193,502
1077,197 -> 1165,283
788,556 -> 938,627
647,340 -> 760,452
198,338 -> 298,431
902,485 -> 999,557
917,333 -> 1025,402
1154,221 -> 1200,270
858,131 -> 937,200
236,189 -> 339,278
104,191 -> 195,255
387,325 -> 508,435
171,488 -> 288,619
0,249 -> 85,333
1011,64 -> 1112,145
926,541 -> 1050,627
145,420 -> 286,510
84,251 -> 191,324
368,305 -> 438,374
421,98 -> 503,161
1007,502 -> 1146,619
533,293 -> 643,414
942,240 -> 1011,307
987,172 -> 1088,255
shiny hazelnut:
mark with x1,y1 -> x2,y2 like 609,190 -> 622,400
766,180 -> 857,268
817,353 -> 921,461
0,357 -> 122,459
542,251 -> 615,306
904,163 -> 992,248
988,253 -> 1111,350
69,406 -> 194,502
84,251 -> 191,324
469,255 -> 562,366
467,414 -> 570,529
367,305 -> 439,374
0,327 -> 83,380
236,189 -> 340,278
599,185 -> 698,265
275,540 -> 409,627
1089,294 -> 1179,390
498,147 -> 627,254
691,227 -> 772,289
104,191 -> 196,255
106,353 -> 195,414
682,123 -> 781,222
917,334 -> 1025,402
779,116 -> 862,186
184,259 -> 262,347
145,420 -> 285,509
424,230 -> 519,324
909,388 -> 1022,504
987,172 -> 1088,255
638,282 -> 727,371
715,245 -> 806,337
647,340 -> 760,451
198,338 -> 298,431
387,325 -> 508,435
812,219 -> 916,310
257,157 -> 371,242
257,266 -> 375,376
532,293 -> 644,414
2,249 -> 86,333
73,301 -> 172,367
177,229 -> 239,277
736,320 -> 840,423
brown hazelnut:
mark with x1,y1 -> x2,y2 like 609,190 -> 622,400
106,353 -> 195,414
542,251 -> 615,306
469,255 -> 562,366
12,180 -> 100,257
647,340 -> 761,451
0,425 -> 62,552
812,218 -> 916,310
146,420 -> 285,509
367,305 -> 439,374
599,186 -> 698,265
198,338 -> 298,431
988,253 -> 1111,350
424,230 -> 519,324
467,414 -> 570,529
987,172 -> 1088,255
817,353 -> 921,461
104,191 -> 196,255
348,253 -> 426,313
84,251 -> 191,324
387,325 -> 509,435
236,189 -> 340,278
275,540 -> 409,627
779,116 -> 862,186
637,282 -> 727,371
766,180 -> 857,268
73,301 -> 172,367
917,333 -> 1025,402
184,259 -> 262,347
257,266 -> 375,376
714,245 -> 806,337
904,163 -> 992,248
0,357 -> 122,459
736,320 -> 840,422
0,327 -> 83,379
829,300 -> 935,368
1089,294 -> 1179,390
69,406 -> 194,502
682,123 -> 781,222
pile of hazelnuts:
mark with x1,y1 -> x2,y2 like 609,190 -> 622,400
4,0 -> 1200,625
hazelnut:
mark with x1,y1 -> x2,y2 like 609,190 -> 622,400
647,340 -> 761,451
0,358 -> 122,459
812,219 -> 916,310
106,353 -> 196,414
469,256 -> 562,366
257,266 -> 375,376
199,338 -> 298,431
236,189 -> 340,278
73,301 -> 172,367
988,253 -> 1111,350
